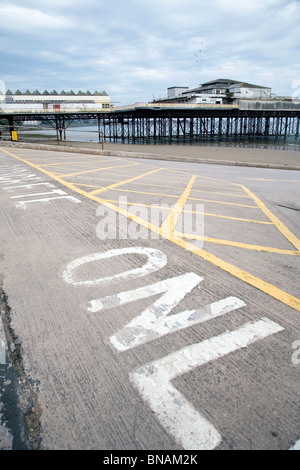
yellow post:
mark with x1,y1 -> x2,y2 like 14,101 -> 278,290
11,131 -> 18,141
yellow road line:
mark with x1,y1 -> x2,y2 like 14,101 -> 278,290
70,182 -> 108,189
97,198 -> 272,224
89,167 -> 164,195
190,189 -> 251,198
1,146 -> 299,312
71,176 -> 122,183
103,199 -> 170,211
114,185 -> 251,198
242,185 -> 300,251
183,210 -> 272,224
160,175 -> 197,237
39,159 -> 116,167
123,180 -> 247,196
178,232 -> 299,255
167,168 -> 239,185
91,198 -> 300,312
55,162 -> 140,178
105,187 -> 258,208
240,178 -> 300,182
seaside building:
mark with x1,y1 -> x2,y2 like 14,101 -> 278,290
153,78 -> 272,105
0,89 -> 112,113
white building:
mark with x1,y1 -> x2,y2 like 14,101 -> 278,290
153,79 -> 272,105
227,82 -> 271,100
0,89 -> 112,113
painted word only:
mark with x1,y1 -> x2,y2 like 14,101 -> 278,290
63,246 -> 284,450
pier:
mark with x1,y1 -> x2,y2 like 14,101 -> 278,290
0,103 -> 299,143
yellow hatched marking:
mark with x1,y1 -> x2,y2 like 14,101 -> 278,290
55,162 -> 140,178
70,182 -> 108,189
190,189 -> 250,198
99,198 -> 272,224
240,178 -> 300,182
241,185 -> 300,251
89,168 -> 164,195
91,198 -> 300,312
109,188 -> 258,208
183,210 -> 272,224
125,180 -> 248,196
1,147 -> 299,312
160,175 -> 197,237
177,232 -> 299,255
39,159 -> 116,167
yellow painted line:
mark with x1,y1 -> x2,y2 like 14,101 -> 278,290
39,159 -> 116,167
170,170 -> 242,188
167,168 -> 239,185
242,185 -> 300,251
106,187 -> 258,208
97,198 -> 272,224
125,180 -> 247,195
89,199 -> 300,312
178,232 -> 299,255
187,198 -> 256,208
103,199 -> 171,211
240,178 -> 300,182
73,176 -> 123,184
1,146 -> 299,312
136,173 -> 244,189
70,182 -> 108,189
89,167 -> 164,195
55,162 -> 140,178
160,175 -> 197,237
113,179 -> 250,198
183,210 -> 272,225
190,189 -> 250,198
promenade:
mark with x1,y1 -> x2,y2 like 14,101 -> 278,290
1,139 -> 300,170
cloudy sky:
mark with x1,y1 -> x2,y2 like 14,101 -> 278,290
0,0 -> 299,105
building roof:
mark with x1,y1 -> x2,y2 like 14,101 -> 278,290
200,78 -> 240,86
5,89 -> 109,96
231,82 -> 271,89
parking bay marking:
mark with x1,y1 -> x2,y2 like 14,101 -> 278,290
63,246 -> 284,449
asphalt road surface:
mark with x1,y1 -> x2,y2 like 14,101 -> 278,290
0,146 -> 299,451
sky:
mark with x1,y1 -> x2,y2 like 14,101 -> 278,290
0,0 -> 299,105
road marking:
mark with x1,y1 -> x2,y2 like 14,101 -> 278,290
240,178 -> 300,182
110,188 -> 258,208
63,247 -> 167,286
160,175 -> 197,238
3,182 -> 56,191
290,438 -> 300,450
125,179 -> 248,195
0,156 -> 81,207
110,284 -> 245,350
15,195 -> 81,208
39,159 -> 117,167
178,232 -> 299,255
130,317 -> 284,450
56,162 -> 140,178
242,185 -> 300,251
2,147 -> 300,311
11,189 -> 67,199
91,199 -> 300,311
109,272 -> 201,350
62,247 -> 286,448
105,198 -> 273,224
89,167 -> 164,195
